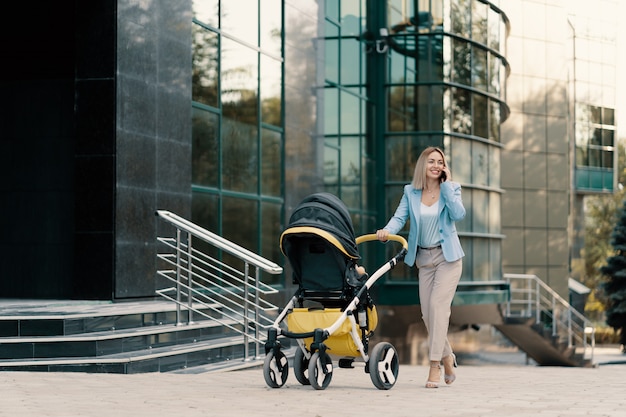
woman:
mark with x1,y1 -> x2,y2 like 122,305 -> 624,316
376,146 -> 465,388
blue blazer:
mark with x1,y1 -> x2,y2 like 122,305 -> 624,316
383,182 -> 466,266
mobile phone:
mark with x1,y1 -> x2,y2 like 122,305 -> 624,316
440,170 -> 447,182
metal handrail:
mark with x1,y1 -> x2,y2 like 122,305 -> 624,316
503,273 -> 595,363
155,210 -> 283,362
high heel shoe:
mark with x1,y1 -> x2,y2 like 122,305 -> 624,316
425,363 -> 440,388
443,353 -> 458,385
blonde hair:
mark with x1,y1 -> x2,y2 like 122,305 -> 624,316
411,146 -> 446,189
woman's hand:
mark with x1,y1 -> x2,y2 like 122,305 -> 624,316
442,166 -> 451,182
376,229 -> 389,242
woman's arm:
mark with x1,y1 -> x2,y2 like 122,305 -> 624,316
441,182 -> 466,221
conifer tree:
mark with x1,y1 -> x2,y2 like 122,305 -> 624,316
600,198 -> 626,353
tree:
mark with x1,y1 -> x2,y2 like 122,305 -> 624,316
583,140 -> 626,314
600,197 -> 626,352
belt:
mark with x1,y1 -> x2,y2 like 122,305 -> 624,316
419,245 -> 441,250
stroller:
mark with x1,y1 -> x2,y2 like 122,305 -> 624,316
263,193 -> 408,390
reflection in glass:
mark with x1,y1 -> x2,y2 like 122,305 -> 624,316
261,54 -> 282,126
192,108 -> 219,187
192,0 -> 219,28
261,201 -> 281,285
472,46 -> 488,91
260,0 -> 282,56
451,87 -> 471,134
223,196 -> 258,253
471,0 -> 488,44
221,0 -> 258,45
341,136 -> 360,185
192,25 -> 218,108
490,99 -> 501,142
341,38 -> 361,85
489,191 -> 500,234
452,38 -> 471,85
472,188 -> 489,234
489,145 -> 500,188
388,85 -> 414,132
222,118 -> 258,193
261,129 -> 281,196
473,94 -> 488,138
341,91 -> 361,134
324,139 -> 339,187
325,32 -> 339,84
472,141 -> 488,187
221,39 -> 258,125
191,191 -> 220,256
450,0 -> 471,37
450,138 -> 471,184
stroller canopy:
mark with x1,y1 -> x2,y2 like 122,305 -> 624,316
281,193 -> 359,260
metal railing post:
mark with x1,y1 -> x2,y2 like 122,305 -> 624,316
243,262 -> 250,360
187,232 -> 194,325
552,297 -> 557,337
175,228 -> 183,326
567,308 -> 573,347
535,279 -> 540,323
254,265 -> 261,359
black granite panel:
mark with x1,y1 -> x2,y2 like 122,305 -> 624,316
49,363 -> 127,373
81,316 -> 117,333
73,232 -> 114,299
156,353 -> 189,373
0,343 -> 35,360
0,320 -> 19,337
157,90 -> 192,142
75,0 -> 116,79
75,79 -> 116,155
117,20 -> 157,84
96,338 -> 125,356
116,132 -> 157,189
156,142 -> 192,195
20,319 -> 65,337
0,1 -> 75,79
64,318 -> 87,335
117,76 -> 157,137
74,156 -> 115,232
115,241 -> 156,298
35,341 -> 97,358
116,188 -> 155,242
121,334 -> 154,353
112,313 -> 148,330
126,358 -> 160,374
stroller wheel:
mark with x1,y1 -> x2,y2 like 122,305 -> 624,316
293,347 -> 311,385
369,342 -> 399,390
263,350 -> 289,388
308,351 -> 333,390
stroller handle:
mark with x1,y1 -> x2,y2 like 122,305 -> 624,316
356,233 -> 408,249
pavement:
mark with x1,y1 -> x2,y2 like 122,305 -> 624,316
1,346 -> 625,417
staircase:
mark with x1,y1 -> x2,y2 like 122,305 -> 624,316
496,274 -> 596,367
0,213 -> 597,371
0,210 -> 284,373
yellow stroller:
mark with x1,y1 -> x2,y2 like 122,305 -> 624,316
263,193 -> 407,390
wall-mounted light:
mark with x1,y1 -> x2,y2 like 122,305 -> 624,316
361,28 -> 389,55
376,28 -> 388,54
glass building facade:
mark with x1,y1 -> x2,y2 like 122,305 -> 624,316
187,0 -> 511,304
4,0 -> 617,315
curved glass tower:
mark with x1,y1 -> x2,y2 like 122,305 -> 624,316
367,0 -> 511,289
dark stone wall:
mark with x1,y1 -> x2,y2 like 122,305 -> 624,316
114,0 -> 192,298
0,2 -> 77,298
0,0 -> 192,300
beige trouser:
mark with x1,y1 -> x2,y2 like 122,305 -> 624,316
416,246 -> 462,361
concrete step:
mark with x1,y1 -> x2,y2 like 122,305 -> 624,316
0,334 -> 257,373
